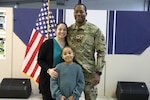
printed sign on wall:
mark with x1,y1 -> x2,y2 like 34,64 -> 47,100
0,36 -> 6,59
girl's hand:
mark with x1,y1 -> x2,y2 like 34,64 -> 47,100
60,96 -> 66,100
67,95 -> 74,100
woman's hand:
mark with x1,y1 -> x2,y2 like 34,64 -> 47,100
47,68 -> 58,78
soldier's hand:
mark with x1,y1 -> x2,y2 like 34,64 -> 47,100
90,73 -> 100,87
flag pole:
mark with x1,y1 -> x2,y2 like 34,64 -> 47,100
46,0 -> 50,39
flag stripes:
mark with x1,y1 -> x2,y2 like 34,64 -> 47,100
22,29 -> 45,83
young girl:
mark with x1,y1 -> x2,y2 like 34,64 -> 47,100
50,46 -> 85,100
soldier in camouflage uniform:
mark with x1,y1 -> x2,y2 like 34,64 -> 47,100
67,3 -> 106,100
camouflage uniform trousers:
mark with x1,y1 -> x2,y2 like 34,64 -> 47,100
83,72 -> 98,100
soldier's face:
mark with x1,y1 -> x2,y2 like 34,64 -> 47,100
74,5 -> 87,25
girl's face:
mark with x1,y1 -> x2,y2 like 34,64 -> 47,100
55,23 -> 67,39
62,47 -> 74,64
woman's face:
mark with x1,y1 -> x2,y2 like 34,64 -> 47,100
55,23 -> 67,39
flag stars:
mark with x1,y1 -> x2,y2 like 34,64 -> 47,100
39,18 -> 41,21
43,21 -> 46,25
41,30 -> 44,34
42,17 -> 45,20
35,2 -> 58,37
51,24 -> 54,28
51,15 -> 54,19
45,12 -> 47,15
52,29 -> 55,32
43,8 -> 47,11
40,26 -> 43,30
41,13 -> 45,16
44,25 -> 47,28
36,22 -> 39,25
39,22 -> 42,25
36,27 -> 39,30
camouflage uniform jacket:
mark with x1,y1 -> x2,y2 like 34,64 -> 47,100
67,22 -> 106,74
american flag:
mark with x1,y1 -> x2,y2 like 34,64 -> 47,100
22,0 -> 57,83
